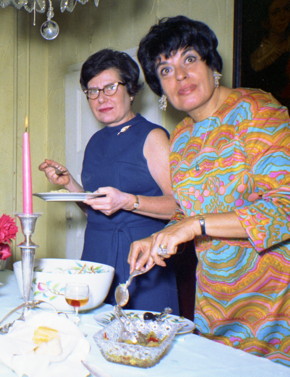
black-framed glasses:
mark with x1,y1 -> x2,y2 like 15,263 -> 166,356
83,82 -> 126,100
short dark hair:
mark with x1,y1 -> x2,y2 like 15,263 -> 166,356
137,16 -> 223,96
80,49 -> 142,96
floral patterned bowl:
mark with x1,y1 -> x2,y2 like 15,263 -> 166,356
13,258 -> 114,311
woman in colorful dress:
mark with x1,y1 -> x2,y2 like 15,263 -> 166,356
129,16 -> 290,366
39,49 -> 179,314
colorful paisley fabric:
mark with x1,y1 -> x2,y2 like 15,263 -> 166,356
169,88 -> 290,367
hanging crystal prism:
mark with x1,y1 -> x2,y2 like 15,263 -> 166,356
23,0 -> 35,12
11,0 -> 27,9
0,0 -> 102,38
0,0 -> 13,8
36,0 -> 46,12
60,0 -> 77,13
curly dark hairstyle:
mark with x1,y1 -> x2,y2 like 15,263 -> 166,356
80,49 -> 142,96
137,16 -> 223,96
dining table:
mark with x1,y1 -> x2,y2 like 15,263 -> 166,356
0,269 -> 289,377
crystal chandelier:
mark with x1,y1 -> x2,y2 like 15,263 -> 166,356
0,0 -> 100,40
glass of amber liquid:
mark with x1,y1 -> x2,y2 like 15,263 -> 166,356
65,283 -> 89,323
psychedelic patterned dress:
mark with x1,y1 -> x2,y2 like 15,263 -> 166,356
169,88 -> 290,366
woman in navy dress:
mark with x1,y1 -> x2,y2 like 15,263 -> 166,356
39,49 -> 179,314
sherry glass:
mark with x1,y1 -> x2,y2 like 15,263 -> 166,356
64,283 -> 89,323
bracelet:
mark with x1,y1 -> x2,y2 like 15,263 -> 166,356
197,216 -> 206,236
132,195 -> 139,211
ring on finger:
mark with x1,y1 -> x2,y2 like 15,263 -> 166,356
157,244 -> 169,256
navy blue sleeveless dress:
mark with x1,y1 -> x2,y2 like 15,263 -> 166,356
81,114 -> 179,314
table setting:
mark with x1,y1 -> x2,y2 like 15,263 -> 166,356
0,116 -> 289,377
0,310 -> 90,377
0,268 -> 290,377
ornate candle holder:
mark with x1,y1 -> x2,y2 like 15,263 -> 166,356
16,213 -> 41,309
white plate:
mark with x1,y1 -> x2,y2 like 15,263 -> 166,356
94,310 -> 195,335
33,192 -> 103,202
0,311 -> 90,377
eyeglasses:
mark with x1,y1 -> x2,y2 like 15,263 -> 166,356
83,82 -> 126,100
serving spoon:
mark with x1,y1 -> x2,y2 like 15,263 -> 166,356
114,266 -> 154,307
113,305 -> 140,343
113,265 -> 155,342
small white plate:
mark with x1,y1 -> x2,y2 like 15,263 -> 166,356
94,310 -> 195,335
33,192 -> 103,202
0,311 -> 90,377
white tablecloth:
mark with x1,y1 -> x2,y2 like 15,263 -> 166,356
0,270 -> 289,377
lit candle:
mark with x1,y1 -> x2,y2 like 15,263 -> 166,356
22,116 -> 33,214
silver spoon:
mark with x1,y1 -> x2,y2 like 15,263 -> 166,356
113,305 -> 139,343
114,266 -> 154,307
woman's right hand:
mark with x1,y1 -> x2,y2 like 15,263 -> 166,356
128,216 -> 199,272
128,236 -> 156,273
38,159 -> 70,186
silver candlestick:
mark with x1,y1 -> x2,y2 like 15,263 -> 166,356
16,213 -> 41,307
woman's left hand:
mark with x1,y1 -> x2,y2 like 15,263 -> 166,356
83,186 -> 133,216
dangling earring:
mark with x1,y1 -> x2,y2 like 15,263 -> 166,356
159,94 -> 167,111
213,71 -> 222,88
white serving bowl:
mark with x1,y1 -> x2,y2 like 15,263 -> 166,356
13,258 -> 114,311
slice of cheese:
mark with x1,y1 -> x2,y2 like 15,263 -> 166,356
33,326 -> 62,357
33,326 -> 59,345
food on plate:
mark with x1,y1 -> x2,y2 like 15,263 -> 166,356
49,189 -> 70,193
49,189 -> 93,193
33,326 -> 62,356
143,312 -> 157,321
33,326 -> 59,344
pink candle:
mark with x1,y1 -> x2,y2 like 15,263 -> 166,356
22,117 -> 33,214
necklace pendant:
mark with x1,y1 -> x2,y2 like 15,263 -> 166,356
195,164 -> 200,171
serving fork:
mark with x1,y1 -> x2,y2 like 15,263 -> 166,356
47,164 -> 68,176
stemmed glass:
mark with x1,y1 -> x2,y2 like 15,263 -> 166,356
64,283 -> 89,323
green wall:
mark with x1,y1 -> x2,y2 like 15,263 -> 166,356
0,0 -> 234,264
